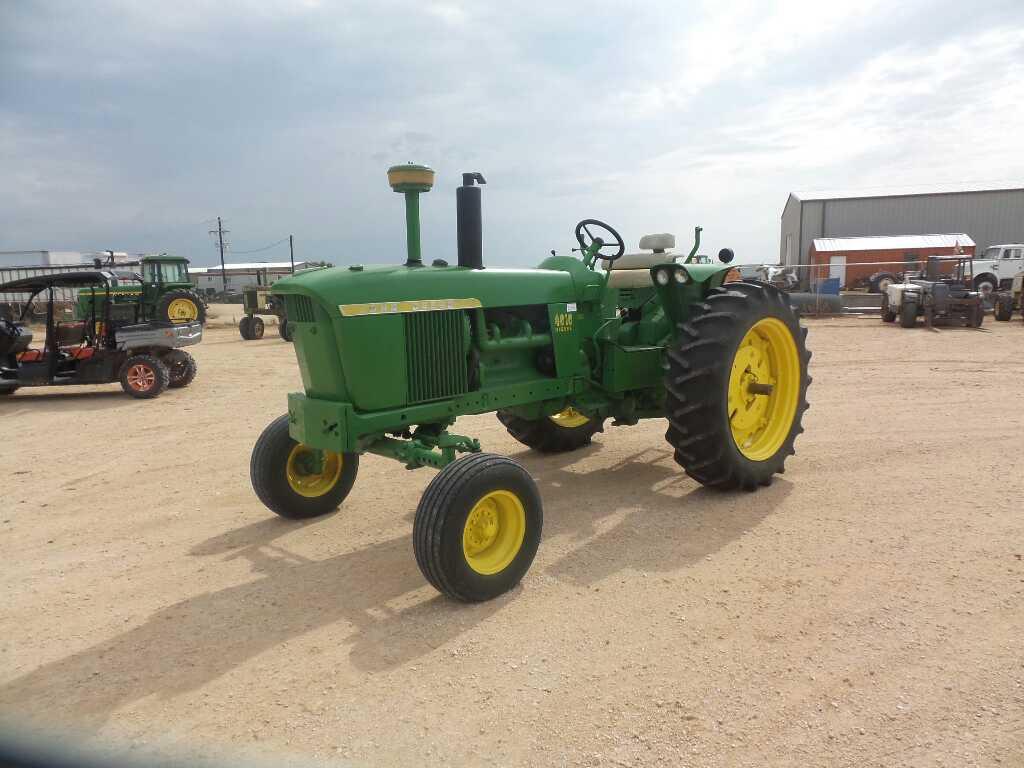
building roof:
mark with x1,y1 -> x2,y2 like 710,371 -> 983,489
790,182 -> 1023,203
812,233 -> 975,252
189,261 -> 309,274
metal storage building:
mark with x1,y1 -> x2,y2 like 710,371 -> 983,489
779,184 -> 1024,285
808,233 -> 974,289
189,261 -> 310,294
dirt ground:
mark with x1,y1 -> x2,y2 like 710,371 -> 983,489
1,313 -> 1022,767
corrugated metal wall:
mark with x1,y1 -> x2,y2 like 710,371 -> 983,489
780,189 -> 1024,283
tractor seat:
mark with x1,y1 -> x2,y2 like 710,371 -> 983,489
603,233 -> 677,288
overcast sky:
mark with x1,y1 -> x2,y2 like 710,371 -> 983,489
2,1 -> 1022,267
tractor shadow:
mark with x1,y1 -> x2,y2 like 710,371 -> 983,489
512,443 -> 792,586
0,516 -> 503,728
1,447 -> 788,728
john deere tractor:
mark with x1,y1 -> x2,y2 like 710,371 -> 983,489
251,164 -> 811,602
76,253 -> 206,326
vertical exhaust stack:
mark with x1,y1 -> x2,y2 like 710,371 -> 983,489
457,172 -> 486,269
387,163 -> 435,267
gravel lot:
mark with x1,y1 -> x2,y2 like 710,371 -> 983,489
1,315 -> 1022,767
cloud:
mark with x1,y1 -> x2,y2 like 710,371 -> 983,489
1,0 -> 1022,266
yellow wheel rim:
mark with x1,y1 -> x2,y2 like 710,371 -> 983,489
549,407 -> 589,429
286,444 -> 343,498
462,490 -> 526,575
727,317 -> 801,461
167,298 -> 199,322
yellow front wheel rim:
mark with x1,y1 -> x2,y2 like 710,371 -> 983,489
727,317 -> 801,461
549,407 -> 590,429
462,490 -> 526,575
167,298 -> 199,322
286,444 -> 343,497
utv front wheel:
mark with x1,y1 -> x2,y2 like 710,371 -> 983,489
664,281 -> 810,490
497,407 -> 602,453
120,354 -> 170,399
250,414 -> 358,519
164,350 -> 198,388
414,453 -> 542,602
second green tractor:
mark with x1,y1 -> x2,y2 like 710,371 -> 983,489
251,164 -> 811,602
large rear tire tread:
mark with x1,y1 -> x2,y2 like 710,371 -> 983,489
156,289 -> 207,325
496,410 -> 602,453
663,281 -> 810,492
250,414 -> 359,519
413,453 -> 542,602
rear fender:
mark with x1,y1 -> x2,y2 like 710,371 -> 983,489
651,264 -> 734,338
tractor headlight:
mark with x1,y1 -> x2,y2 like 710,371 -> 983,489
674,269 -> 690,284
655,269 -> 671,286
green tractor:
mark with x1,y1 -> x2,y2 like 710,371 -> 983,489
251,164 -> 811,602
76,253 -> 206,326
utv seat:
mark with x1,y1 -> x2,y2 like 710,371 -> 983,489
603,233 -> 678,289
17,349 -> 45,362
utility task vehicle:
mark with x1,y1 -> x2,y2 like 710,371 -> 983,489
0,271 -> 201,398
250,165 -> 811,603
76,253 -> 207,325
994,270 -> 1024,321
881,256 -> 984,328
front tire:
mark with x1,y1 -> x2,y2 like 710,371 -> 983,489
279,318 -> 294,342
497,407 -> 602,453
414,453 -> 542,602
880,292 -> 896,322
250,414 -> 358,519
164,350 -> 198,388
120,354 -> 170,398
994,295 -> 1013,321
664,281 -> 810,491
900,302 -> 918,328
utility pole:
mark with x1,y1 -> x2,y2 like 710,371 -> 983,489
208,217 -> 229,292
289,234 -> 295,274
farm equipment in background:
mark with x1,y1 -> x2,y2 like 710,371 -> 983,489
881,255 -> 983,328
248,163 -> 811,603
239,272 -> 293,341
75,253 -> 207,326
994,270 -> 1023,322
0,271 -> 201,398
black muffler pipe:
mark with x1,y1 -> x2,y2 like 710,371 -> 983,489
457,172 -> 486,269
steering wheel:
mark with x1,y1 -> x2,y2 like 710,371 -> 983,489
574,219 -> 625,266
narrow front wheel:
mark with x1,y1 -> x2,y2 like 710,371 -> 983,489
414,453 -> 542,602
250,414 -> 359,519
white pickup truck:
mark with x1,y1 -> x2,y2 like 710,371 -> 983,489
972,244 -> 1024,296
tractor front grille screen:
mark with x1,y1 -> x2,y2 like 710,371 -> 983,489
405,310 -> 469,404
285,294 -> 315,323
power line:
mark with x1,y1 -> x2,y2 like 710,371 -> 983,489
230,236 -> 290,255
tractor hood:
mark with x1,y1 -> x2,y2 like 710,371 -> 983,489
270,263 -> 579,313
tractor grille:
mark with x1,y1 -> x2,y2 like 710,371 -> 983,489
405,310 -> 469,404
285,294 -> 316,323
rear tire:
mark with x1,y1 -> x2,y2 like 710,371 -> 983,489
497,408 -> 602,453
120,354 -> 169,399
164,350 -> 198,388
250,414 -> 358,519
869,272 -> 896,294
239,316 -> 253,340
899,302 -> 918,328
414,453 -> 542,602
663,281 -> 810,491
155,289 -> 206,325
249,316 -> 265,339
